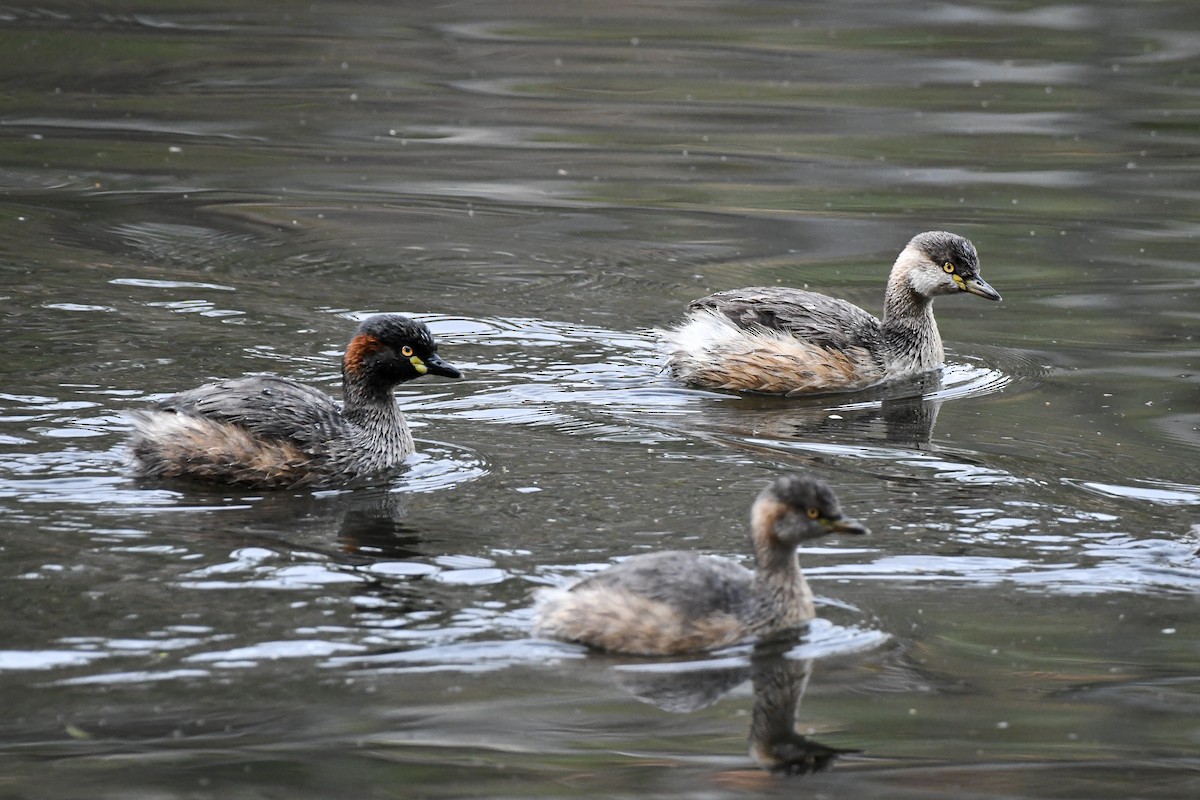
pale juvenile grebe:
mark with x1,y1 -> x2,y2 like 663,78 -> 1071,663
128,314 -> 461,488
533,475 -> 868,655
662,231 -> 1000,395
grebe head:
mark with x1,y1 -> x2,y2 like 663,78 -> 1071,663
343,314 -> 462,390
896,231 -> 1001,302
752,474 -> 869,548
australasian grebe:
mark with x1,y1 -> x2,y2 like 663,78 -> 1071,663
662,231 -> 1001,395
533,475 -> 868,655
128,314 -> 462,488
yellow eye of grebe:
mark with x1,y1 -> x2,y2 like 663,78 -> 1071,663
806,508 -> 820,519
942,262 -> 955,273
401,345 -> 414,357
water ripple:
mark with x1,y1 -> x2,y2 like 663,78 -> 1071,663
1067,478 -> 1200,507
810,532 -> 1200,597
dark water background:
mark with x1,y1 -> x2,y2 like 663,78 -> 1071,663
1,2 -> 1197,797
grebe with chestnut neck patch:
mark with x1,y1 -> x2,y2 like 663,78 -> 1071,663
128,314 -> 461,488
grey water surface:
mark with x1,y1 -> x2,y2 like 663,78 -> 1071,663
1,2 -> 1198,798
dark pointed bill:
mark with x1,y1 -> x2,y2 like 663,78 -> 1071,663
829,516 -> 870,535
424,353 -> 463,379
963,276 -> 1001,301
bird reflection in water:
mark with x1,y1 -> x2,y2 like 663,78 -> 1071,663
228,486 -> 424,562
753,370 -> 947,449
747,643 -> 859,775
615,637 -> 859,776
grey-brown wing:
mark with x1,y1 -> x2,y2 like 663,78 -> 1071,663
690,286 -> 884,352
575,551 -> 754,619
154,376 -> 346,448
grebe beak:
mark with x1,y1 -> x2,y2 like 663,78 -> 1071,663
961,275 -> 1001,301
422,352 -> 463,379
828,516 -> 869,536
